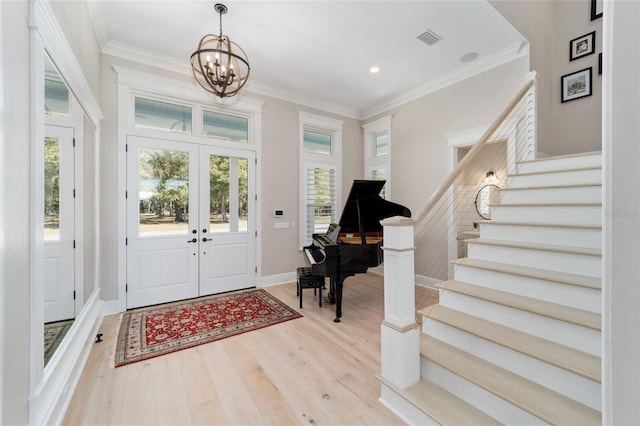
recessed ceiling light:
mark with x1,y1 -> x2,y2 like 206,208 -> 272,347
370,66 -> 380,74
460,52 -> 479,63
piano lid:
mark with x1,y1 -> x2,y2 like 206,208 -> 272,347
338,180 -> 411,234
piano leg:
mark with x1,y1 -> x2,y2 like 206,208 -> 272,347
333,276 -> 345,323
327,277 -> 336,304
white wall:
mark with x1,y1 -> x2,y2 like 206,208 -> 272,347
603,1 -> 640,424
368,57 -> 528,220
492,0 -> 602,156
1,2 -> 33,423
48,0 -> 102,103
363,57 -> 528,279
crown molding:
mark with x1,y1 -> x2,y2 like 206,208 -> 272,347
103,40 -> 191,76
101,38 -> 528,122
112,65 -> 265,113
102,41 -> 363,119
361,42 -> 529,120
85,0 -> 108,51
246,80 -> 361,120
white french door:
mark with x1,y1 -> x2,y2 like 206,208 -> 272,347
126,136 -> 256,309
44,125 -> 76,322
199,146 -> 256,295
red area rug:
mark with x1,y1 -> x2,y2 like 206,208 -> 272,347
114,289 -> 301,367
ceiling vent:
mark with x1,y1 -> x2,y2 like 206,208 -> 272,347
417,29 -> 443,46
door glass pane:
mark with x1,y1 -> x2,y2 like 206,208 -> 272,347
134,97 -> 192,135
138,148 -> 190,236
209,155 -> 248,233
203,110 -> 249,143
44,137 -> 61,241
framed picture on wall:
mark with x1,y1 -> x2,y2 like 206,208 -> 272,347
591,0 -> 603,20
570,31 -> 596,61
561,68 -> 592,103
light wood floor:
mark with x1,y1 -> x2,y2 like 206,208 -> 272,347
62,273 -> 438,425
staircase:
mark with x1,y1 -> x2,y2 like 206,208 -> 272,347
383,152 -> 603,425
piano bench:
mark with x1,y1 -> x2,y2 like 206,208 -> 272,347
296,267 -> 325,308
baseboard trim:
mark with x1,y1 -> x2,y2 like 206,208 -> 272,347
258,271 -> 297,287
30,290 -> 104,426
415,274 -> 441,290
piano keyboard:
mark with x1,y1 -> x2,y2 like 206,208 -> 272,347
304,245 -> 325,264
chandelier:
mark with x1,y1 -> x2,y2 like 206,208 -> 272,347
191,3 -> 250,98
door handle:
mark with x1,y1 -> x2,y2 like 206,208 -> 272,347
202,237 -> 211,242
187,238 -> 197,243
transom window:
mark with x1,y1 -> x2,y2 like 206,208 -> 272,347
375,133 -> 389,156
303,129 -> 332,155
134,97 -> 193,135
203,110 -> 249,143
44,54 -> 69,117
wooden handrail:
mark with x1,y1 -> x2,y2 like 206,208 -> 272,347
412,79 -> 535,226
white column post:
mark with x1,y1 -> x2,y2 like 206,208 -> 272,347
380,216 -> 420,389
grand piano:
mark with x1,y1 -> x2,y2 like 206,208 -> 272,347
303,180 -> 411,322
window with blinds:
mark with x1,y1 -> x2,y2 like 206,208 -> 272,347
299,111 -> 343,248
305,167 -> 336,243
370,168 -> 386,199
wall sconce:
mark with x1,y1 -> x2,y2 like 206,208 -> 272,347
485,169 -> 498,182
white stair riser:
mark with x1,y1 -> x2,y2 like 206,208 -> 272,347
500,186 -> 601,204
438,291 -> 601,355
420,359 -> 545,425
467,243 -> 602,278
478,223 -> 601,250
452,266 -> 601,313
422,319 -> 601,410
508,169 -> 601,188
517,154 -> 602,174
490,205 -> 602,226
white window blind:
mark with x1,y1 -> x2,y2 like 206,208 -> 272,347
370,168 -> 386,199
305,166 -> 336,244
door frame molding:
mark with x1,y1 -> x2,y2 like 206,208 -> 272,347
113,66 -> 264,314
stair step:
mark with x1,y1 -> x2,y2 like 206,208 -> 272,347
517,151 -> 602,174
378,375 -> 502,426
420,336 -> 602,426
450,257 -> 601,290
419,304 -> 601,383
488,203 -> 602,226
477,221 -> 601,249
436,280 -> 601,331
499,183 -> 601,204
507,166 -> 602,187
464,238 -> 601,257
450,258 -> 601,313
465,237 -> 602,278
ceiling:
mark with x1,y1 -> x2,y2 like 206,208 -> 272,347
87,1 -> 527,119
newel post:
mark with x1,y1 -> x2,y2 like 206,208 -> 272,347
380,216 -> 420,389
